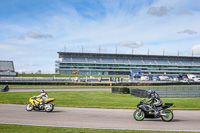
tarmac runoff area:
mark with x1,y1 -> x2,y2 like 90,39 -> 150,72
0,104 -> 200,132
1,87 -> 200,132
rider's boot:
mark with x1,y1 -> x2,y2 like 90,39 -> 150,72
154,108 -> 160,117
34,103 -> 39,107
151,104 -> 159,117
156,108 -> 160,115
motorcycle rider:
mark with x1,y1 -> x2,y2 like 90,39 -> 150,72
145,89 -> 162,116
34,90 -> 48,107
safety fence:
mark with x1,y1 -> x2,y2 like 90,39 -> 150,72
112,87 -> 200,98
131,86 -> 200,98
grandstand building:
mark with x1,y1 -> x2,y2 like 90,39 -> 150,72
56,52 -> 200,76
0,61 -> 17,77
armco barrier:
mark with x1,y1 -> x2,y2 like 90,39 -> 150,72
130,88 -> 148,98
1,81 -> 200,86
112,87 -> 130,94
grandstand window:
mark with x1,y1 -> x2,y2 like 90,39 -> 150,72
72,57 -> 86,62
63,57 -> 71,62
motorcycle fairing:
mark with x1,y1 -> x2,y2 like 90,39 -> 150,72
139,104 -> 154,112
29,98 -> 41,105
162,103 -> 173,110
29,97 -> 55,105
44,98 -> 56,103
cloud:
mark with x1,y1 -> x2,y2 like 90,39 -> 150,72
147,6 -> 172,17
191,44 -> 200,55
8,31 -> 53,40
178,29 -> 198,35
118,41 -> 143,48
27,31 -> 53,39
8,35 -> 25,40
177,8 -> 192,15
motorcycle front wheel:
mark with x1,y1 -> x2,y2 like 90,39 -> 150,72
44,103 -> 54,112
26,103 -> 33,111
161,110 -> 173,122
133,109 -> 145,121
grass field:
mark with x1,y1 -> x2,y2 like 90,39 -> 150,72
1,124 -> 198,133
0,91 -> 199,110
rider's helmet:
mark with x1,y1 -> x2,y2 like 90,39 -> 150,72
40,90 -> 45,93
148,89 -> 154,96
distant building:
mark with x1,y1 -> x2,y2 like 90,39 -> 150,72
0,61 -> 17,76
56,52 -> 200,75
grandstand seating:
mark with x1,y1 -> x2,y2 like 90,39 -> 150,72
156,59 -> 169,65
0,61 -> 14,71
143,59 -> 157,65
0,61 -> 16,76
72,57 -> 86,62
130,59 -> 144,64
101,58 -> 115,63
169,60 -> 182,65
62,56 -> 200,66
63,57 -> 71,62
181,60 -> 194,65
87,57 -> 101,63
115,58 -> 129,63
193,61 -> 200,65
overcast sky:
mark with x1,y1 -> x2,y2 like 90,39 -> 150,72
0,0 -> 200,74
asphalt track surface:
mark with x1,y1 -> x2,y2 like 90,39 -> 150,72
0,104 -> 200,132
1,87 -> 200,132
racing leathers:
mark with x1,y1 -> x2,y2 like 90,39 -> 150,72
34,92 -> 48,106
145,91 -> 162,115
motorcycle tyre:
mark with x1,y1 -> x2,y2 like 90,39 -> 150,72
161,110 -> 173,122
26,103 -> 33,111
44,103 -> 54,112
133,109 -> 145,121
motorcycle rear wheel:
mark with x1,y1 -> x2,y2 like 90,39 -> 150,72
26,103 -> 33,111
133,109 -> 145,121
161,110 -> 173,122
44,103 -> 54,112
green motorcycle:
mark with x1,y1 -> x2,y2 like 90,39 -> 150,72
133,99 -> 174,122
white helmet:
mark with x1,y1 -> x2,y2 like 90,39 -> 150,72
40,90 -> 44,93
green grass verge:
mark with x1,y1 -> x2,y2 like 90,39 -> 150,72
1,124 -> 198,133
0,91 -> 199,110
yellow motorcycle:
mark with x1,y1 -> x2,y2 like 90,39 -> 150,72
26,96 -> 56,112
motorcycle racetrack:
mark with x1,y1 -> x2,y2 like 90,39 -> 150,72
1,87 -> 200,132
